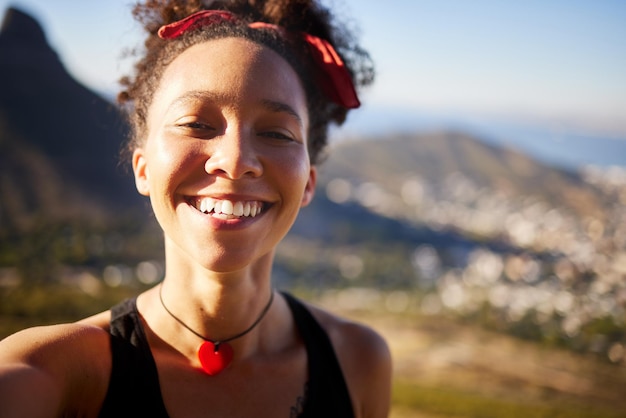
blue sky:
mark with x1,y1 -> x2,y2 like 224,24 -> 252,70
1,0 -> 625,137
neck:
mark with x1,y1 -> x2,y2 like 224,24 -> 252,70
161,274 -> 273,338
159,280 -> 274,343
140,252 -> 277,361
161,237 -> 275,313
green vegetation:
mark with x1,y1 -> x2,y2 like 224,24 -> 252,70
0,283 -> 146,338
392,380 -> 624,418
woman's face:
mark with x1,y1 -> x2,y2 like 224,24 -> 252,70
132,37 -> 316,272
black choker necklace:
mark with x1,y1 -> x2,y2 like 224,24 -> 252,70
158,283 -> 275,375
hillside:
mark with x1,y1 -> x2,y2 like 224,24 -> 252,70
317,132 -> 606,219
0,7 -> 153,282
0,6 -> 142,229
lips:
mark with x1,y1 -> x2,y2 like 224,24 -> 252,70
191,197 -> 265,218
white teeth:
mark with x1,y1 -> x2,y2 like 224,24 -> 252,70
195,198 -> 264,218
233,201 -> 244,216
221,200 -> 234,215
200,198 -> 215,214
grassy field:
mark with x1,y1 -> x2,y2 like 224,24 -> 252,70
316,295 -> 626,418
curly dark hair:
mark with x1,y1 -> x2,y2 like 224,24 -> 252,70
118,0 -> 374,164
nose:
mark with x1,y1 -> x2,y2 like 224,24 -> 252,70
204,129 -> 263,179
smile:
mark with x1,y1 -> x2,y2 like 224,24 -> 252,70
191,197 -> 265,219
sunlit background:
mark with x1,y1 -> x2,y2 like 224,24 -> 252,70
1,1 -> 625,417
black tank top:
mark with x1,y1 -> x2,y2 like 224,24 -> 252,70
98,292 -> 354,417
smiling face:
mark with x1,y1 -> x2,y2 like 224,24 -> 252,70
132,37 -> 316,273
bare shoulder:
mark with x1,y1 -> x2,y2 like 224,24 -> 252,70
304,301 -> 392,418
0,321 -> 112,417
80,309 -> 112,329
305,302 -> 390,363
0,321 -> 111,361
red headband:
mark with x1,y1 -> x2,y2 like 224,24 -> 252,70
157,10 -> 360,109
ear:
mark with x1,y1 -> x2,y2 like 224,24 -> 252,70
301,166 -> 317,207
132,148 -> 150,196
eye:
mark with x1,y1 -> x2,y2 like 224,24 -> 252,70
259,131 -> 295,141
173,119 -> 218,139
178,121 -> 215,131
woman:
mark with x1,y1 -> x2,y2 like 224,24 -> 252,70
0,0 -> 391,417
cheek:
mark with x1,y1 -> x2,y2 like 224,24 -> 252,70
274,151 -> 311,191
145,140 -> 199,191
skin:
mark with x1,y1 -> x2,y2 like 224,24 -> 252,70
0,37 -> 392,417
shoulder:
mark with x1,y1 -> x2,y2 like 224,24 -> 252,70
0,321 -> 112,416
304,301 -> 392,418
0,321 -> 112,367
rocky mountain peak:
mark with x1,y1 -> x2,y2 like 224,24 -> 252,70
0,6 -> 60,71
0,6 -> 48,48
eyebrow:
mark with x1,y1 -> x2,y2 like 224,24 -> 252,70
168,91 -> 304,127
260,99 -> 304,128
168,90 -> 223,111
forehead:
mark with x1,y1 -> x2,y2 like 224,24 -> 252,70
150,37 -> 308,120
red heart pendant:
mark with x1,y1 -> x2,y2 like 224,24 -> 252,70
197,341 -> 234,376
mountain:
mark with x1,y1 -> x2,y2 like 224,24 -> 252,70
315,131 -> 606,219
0,7 -> 142,230
338,104 -> 626,171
